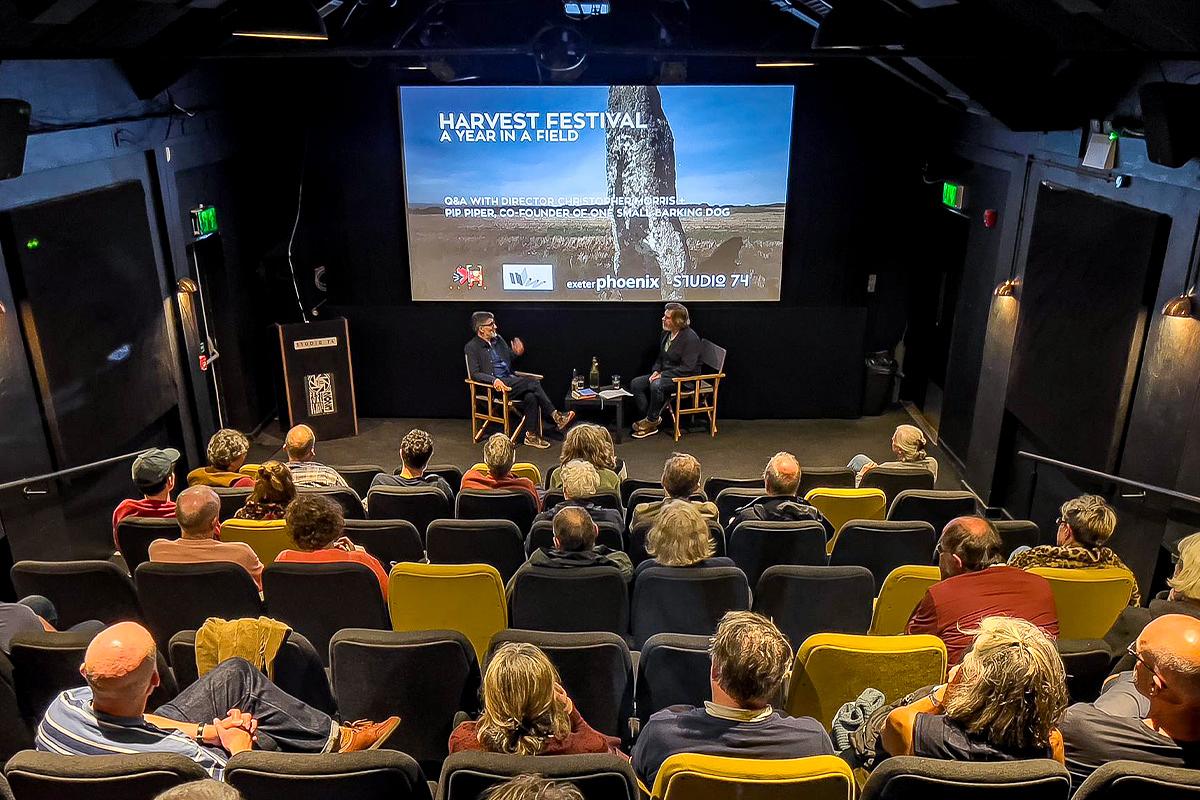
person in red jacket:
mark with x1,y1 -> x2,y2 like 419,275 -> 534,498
112,448 -> 180,551
274,495 -> 389,598
461,433 -> 542,511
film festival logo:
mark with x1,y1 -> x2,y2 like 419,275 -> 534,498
502,263 -> 554,291
305,373 -> 336,417
450,264 -> 485,290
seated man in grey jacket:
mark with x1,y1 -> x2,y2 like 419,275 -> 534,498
727,452 -> 834,541
509,505 -> 633,595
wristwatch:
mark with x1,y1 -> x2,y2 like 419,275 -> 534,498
196,722 -> 207,742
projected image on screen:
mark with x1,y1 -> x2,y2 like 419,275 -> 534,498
398,85 -> 794,302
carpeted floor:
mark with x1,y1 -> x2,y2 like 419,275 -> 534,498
249,409 -> 961,489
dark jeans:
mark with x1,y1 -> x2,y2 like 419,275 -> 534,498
155,657 -> 334,753
18,595 -> 106,637
631,374 -> 672,422
505,374 -> 556,433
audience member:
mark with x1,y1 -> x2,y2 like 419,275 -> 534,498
1060,614 -> 1200,786
631,453 -> 718,529
36,622 -> 399,779
461,433 -> 542,510
726,451 -> 834,540
510,506 -> 633,591
632,611 -> 833,788
849,424 -> 939,486
149,486 -> 264,590
448,642 -> 620,756
1106,531 -> 1200,658
0,595 -> 104,654
882,617 -> 1069,763
155,780 -> 242,800
188,429 -> 254,488
234,461 -> 296,521
906,516 -> 1058,666
275,494 -> 388,597
639,501 -> 733,575
1009,494 -> 1140,605
369,428 -> 453,500
484,775 -> 583,800
535,459 -> 623,529
284,424 -> 349,488
551,424 -> 624,490
113,447 -> 180,549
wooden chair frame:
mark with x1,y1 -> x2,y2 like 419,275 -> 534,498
465,355 -> 543,443
670,340 -> 726,442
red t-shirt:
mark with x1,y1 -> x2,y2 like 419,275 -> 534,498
460,469 -> 542,510
448,708 -> 622,756
274,547 -> 389,599
906,565 -> 1059,666
111,498 -> 177,550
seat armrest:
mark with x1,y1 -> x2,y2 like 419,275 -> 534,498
514,370 -> 544,380
672,372 -> 726,384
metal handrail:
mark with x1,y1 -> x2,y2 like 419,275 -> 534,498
1017,450 -> 1200,508
0,449 -> 152,493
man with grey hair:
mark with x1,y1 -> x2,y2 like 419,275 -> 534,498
461,433 -> 541,509
148,486 -> 264,589
533,459 -> 623,529
156,781 -> 243,800
727,452 -> 833,540
631,452 -> 718,530
284,424 -> 349,489
509,505 -> 632,592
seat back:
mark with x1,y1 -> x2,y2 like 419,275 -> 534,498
1057,638 -> 1114,703
1073,760 -> 1200,800
487,630 -> 633,741
135,562 -> 263,649
455,489 -> 538,535
426,519 -> 526,584
727,520 -> 827,588
995,519 -> 1042,556
366,485 -> 451,540
526,520 -> 623,556
509,566 -> 629,636
1029,567 -> 1136,639
786,633 -> 947,726
654,753 -> 854,800
330,629 -> 479,774
263,562 -> 390,666
886,490 -> 977,534
10,560 -> 141,627
704,477 -> 761,500
753,566 -> 874,649
388,563 -> 507,663
543,490 -> 622,511
629,519 -> 725,566
714,488 -> 767,527
219,519 -> 294,564
329,464 -> 385,499
225,750 -> 430,800
869,565 -> 942,635
861,756 -> 1071,800
115,518 -> 180,572
214,486 -> 253,520
700,339 -> 727,374
342,519 -> 425,567
796,467 -> 856,497
828,520 -> 937,587
635,633 -> 711,727
298,486 -> 365,520
620,478 -> 661,508
3,751 -> 208,800
0,650 -> 32,763
625,488 -> 666,529
439,752 -> 637,800
860,467 -> 936,503
425,464 -> 463,495
804,488 -> 887,532
470,461 -> 542,485
631,566 -> 750,649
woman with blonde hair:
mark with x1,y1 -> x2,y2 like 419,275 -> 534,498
637,500 -> 733,576
1105,531 -> 1200,661
448,642 -> 620,756
849,423 -> 939,486
235,461 -> 296,521
882,616 -> 1069,762
550,424 -> 625,490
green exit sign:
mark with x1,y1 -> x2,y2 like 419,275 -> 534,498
942,182 -> 966,211
190,205 -> 219,237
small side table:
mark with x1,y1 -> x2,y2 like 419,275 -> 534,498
564,386 -> 627,443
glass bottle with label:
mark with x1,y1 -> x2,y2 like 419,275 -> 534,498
589,357 -> 600,389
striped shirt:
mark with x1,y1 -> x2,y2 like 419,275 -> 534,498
286,461 -> 349,489
37,687 -> 228,780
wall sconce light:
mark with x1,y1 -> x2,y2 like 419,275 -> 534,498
1162,290 -> 1195,319
177,277 -> 199,294
994,278 -> 1021,298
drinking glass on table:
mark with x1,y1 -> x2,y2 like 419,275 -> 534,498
612,375 -> 621,390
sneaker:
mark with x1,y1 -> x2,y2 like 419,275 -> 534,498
632,418 -> 652,433
552,410 -> 576,431
631,419 -> 661,439
524,432 -> 552,449
336,717 -> 400,752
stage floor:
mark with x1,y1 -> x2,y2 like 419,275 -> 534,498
249,409 -> 963,489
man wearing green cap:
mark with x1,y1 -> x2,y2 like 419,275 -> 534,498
112,447 -> 180,550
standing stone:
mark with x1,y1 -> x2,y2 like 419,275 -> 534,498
606,85 -> 692,299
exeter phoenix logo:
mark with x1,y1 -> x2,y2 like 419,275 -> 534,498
450,264 -> 485,290
503,263 -> 554,291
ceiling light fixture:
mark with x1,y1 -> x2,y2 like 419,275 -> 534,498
232,1 -> 328,41
994,278 -> 1020,298
1161,290 -> 1195,319
756,61 -> 816,68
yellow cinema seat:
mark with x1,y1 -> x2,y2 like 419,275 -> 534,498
387,562 -> 507,662
219,519 -> 293,565
806,488 -> 887,548
869,565 -> 941,635
652,753 -> 854,800
1028,566 -> 1136,639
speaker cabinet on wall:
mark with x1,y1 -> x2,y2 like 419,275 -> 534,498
0,100 -> 31,181
1140,82 -> 1200,169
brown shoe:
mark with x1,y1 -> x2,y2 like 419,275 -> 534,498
524,432 -> 552,449
336,717 -> 400,752
631,418 -> 661,439
552,410 -> 576,431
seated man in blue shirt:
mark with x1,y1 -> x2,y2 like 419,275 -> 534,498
464,310 -> 574,449
631,611 -> 834,790
37,622 -> 399,779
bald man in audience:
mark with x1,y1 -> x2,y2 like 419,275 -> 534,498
1060,614 -> 1200,786
509,505 -> 633,593
148,486 -> 264,590
36,622 -> 399,778
284,424 -> 349,489
906,516 -> 1058,665
726,452 -> 834,540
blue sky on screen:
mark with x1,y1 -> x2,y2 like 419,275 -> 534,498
399,85 -> 794,205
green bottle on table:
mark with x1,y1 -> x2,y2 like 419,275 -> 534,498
589,357 -> 600,389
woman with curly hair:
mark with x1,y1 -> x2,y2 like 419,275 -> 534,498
235,461 -> 296,521
882,616 -> 1069,763
448,642 -> 620,756
550,424 -> 625,491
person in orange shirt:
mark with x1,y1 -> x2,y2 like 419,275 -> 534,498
274,495 -> 389,598
461,433 -> 542,511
